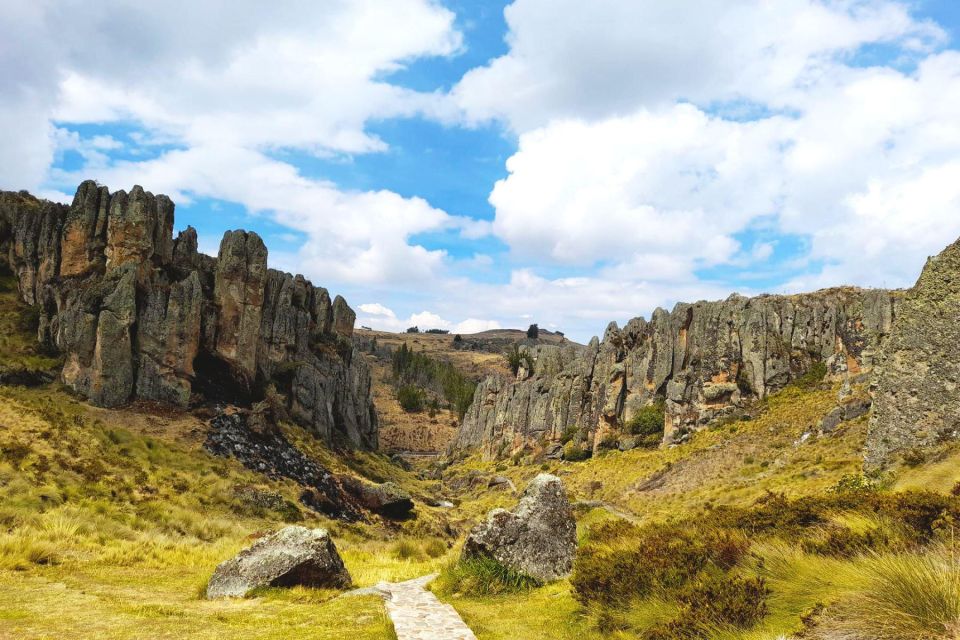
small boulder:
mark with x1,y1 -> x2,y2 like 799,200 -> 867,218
462,473 -> 576,582
206,526 -> 351,598
341,477 -> 414,519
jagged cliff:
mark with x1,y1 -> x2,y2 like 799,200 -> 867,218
867,238 -> 960,467
0,182 -> 377,449
456,287 -> 898,458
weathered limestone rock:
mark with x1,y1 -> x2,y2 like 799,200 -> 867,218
455,287 -> 897,459
867,239 -> 960,467
135,270 -> 203,405
214,230 -> 268,384
462,474 -> 576,582
0,182 -> 378,450
206,526 -> 351,598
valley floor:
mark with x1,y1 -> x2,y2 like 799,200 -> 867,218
2,373 -> 960,639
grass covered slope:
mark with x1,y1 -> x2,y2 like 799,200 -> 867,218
432,375 -> 960,640
0,384 -> 447,639
0,273 -> 60,379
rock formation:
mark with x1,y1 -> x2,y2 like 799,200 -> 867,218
867,238 -> 960,467
206,526 -> 351,598
462,474 -> 577,582
0,182 -> 377,449
455,288 -> 897,458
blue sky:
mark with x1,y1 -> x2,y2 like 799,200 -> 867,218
4,0 -> 960,342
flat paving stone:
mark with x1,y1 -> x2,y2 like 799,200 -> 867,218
375,574 -> 477,640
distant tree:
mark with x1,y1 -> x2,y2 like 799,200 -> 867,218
406,326 -> 420,334
505,344 -> 535,377
397,385 -> 424,412
527,323 -> 539,339
453,334 -> 463,343
425,328 -> 450,334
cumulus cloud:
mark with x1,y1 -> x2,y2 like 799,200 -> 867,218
355,303 -> 501,335
466,1 -> 960,320
452,0 -> 944,130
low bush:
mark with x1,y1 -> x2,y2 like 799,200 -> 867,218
793,360 -> 827,390
562,441 -> 591,462
572,522 -> 750,605
801,525 -> 891,558
626,400 -> 666,448
435,556 -> 541,596
391,538 -> 426,561
396,385 -> 424,412
423,538 -> 448,559
644,574 -> 769,640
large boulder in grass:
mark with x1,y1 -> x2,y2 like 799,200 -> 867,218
206,526 -> 351,598
462,474 -> 576,582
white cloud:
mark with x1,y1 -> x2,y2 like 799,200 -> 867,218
452,0 -> 944,130
358,303 -> 397,318
467,1 -> 960,318
490,105 -> 787,270
355,303 -> 501,335
5,1 -> 474,291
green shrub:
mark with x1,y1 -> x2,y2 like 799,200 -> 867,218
572,522 -> 750,605
435,556 -> 540,596
505,344 -> 535,377
391,538 -> 426,561
644,575 -> 769,639
831,473 -> 882,494
626,400 -> 666,447
562,441 -> 591,462
801,526 -> 890,558
559,425 -> 579,445
902,447 -> 928,467
793,361 -> 828,390
396,385 -> 424,412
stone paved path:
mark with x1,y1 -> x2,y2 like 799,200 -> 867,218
369,574 -> 477,640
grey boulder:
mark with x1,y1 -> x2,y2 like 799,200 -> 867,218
207,526 -> 351,598
462,473 -> 576,582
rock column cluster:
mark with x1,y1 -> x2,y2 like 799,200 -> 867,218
0,182 -> 377,449
456,287 -> 897,458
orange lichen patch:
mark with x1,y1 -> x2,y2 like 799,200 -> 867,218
711,372 -> 731,383
846,354 -> 861,374
59,224 -> 93,277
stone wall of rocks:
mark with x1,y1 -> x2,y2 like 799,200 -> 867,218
455,287 -> 898,458
0,182 -> 377,449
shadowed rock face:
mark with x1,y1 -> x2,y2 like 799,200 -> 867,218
0,182 -> 377,449
455,288 -> 898,458
867,238 -> 960,467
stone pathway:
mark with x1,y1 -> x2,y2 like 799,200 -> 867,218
342,574 -> 477,640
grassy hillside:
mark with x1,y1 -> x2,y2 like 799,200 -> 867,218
0,383 -> 465,639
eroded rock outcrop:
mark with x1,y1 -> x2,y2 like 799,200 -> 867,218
0,182 -> 377,449
867,238 -> 960,467
462,474 -> 576,582
456,288 -> 897,458
206,526 -> 351,598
